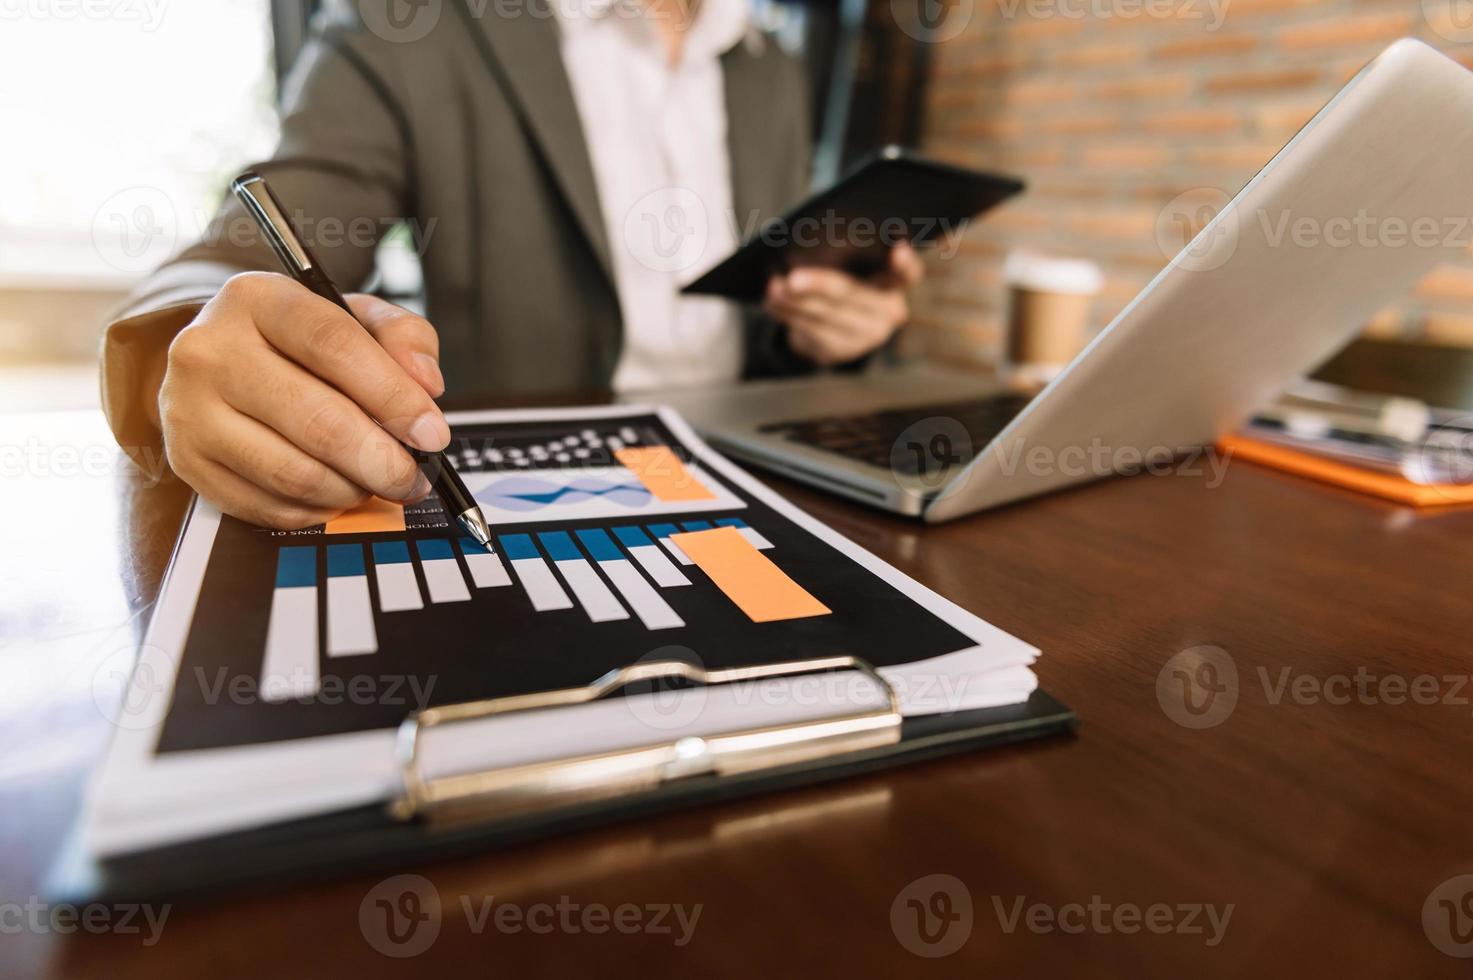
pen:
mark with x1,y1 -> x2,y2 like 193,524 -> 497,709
230,171 -> 493,551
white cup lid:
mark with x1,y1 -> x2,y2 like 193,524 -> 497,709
1004,250 -> 1103,295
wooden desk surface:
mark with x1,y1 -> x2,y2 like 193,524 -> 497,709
5,406 -> 1473,978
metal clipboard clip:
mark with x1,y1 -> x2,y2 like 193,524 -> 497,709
390,656 -> 902,826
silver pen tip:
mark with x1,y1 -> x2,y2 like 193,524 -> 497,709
457,509 -> 494,552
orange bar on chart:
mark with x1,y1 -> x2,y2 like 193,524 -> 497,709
671,526 -> 830,623
615,446 -> 717,502
324,497 -> 406,535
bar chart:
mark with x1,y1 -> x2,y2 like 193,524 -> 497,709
255,514 -> 824,700
159,410 -> 988,755
251,416 -> 800,700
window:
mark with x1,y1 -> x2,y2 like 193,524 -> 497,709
0,0 -> 279,289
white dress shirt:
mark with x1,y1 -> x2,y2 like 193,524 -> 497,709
551,0 -> 749,392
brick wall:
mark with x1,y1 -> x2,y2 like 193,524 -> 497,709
906,0 -> 1473,368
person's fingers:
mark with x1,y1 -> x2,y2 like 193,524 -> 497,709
764,274 -> 788,307
765,281 -> 848,327
784,309 -> 863,345
773,285 -> 897,341
159,273 -> 438,528
189,453 -> 344,530
346,293 -> 444,397
787,322 -> 850,366
164,423 -> 341,530
767,294 -> 829,330
888,242 -> 925,287
849,287 -> 908,334
782,294 -> 905,365
218,346 -> 430,503
765,259 -> 911,362
769,292 -> 870,335
763,274 -> 803,324
242,277 -> 450,452
782,266 -> 902,324
203,404 -> 370,512
781,311 -> 829,339
784,266 -> 851,302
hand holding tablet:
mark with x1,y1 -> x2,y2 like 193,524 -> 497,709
683,146 -> 1025,302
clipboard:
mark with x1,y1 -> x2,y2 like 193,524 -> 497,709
55,405 -> 1075,902
51,656 -> 1074,903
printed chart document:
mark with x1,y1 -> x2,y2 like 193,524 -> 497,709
87,406 -> 1039,856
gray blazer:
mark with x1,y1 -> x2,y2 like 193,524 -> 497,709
102,1 -> 814,451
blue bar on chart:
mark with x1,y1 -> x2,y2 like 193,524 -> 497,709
537,531 -> 628,622
714,517 -> 774,550
261,546 -> 319,703
460,537 -> 512,588
668,521 -> 717,563
499,533 -> 574,612
325,544 -> 377,657
611,525 -> 689,587
646,523 -> 694,566
415,539 -> 471,604
371,541 -> 423,612
575,529 -> 684,630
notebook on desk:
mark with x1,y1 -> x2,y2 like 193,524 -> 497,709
56,406 -> 1075,901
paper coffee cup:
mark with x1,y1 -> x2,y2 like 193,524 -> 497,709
1004,251 -> 1102,384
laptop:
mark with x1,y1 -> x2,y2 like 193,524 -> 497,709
643,39 -> 1473,521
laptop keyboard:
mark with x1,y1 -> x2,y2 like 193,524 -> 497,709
757,393 -> 1033,476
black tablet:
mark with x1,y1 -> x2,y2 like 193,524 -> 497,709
682,147 -> 1024,301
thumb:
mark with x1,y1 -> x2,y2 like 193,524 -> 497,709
345,293 -> 445,398
888,242 -> 925,288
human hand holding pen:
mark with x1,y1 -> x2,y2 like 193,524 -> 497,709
159,272 -> 450,529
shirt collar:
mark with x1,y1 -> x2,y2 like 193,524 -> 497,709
686,0 -> 752,61
551,0 -> 752,60
549,0 -> 621,25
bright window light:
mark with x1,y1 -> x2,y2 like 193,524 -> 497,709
0,0 -> 278,289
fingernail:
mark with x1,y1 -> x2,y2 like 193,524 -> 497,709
407,411 -> 450,452
403,472 -> 433,503
412,352 -> 445,396
790,270 -> 810,290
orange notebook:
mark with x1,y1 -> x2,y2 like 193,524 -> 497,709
1218,434 -> 1473,507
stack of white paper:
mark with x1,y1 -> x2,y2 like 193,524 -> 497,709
85,406 -> 1040,857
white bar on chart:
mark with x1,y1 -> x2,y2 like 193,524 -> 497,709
372,541 -> 423,612
611,526 -> 689,586
714,518 -> 774,550
557,562 -> 628,622
647,523 -> 693,565
416,539 -> 471,603
460,538 -> 513,588
600,559 -> 684,630
576,529 -> 684,630
740,528 -> 773,549
500,534 -> 574,612
631,544 -> 690,585
261,546 -> 319,703
326,544 -> 377,656
539,531 -> 628,623
326,578 -> 376,655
